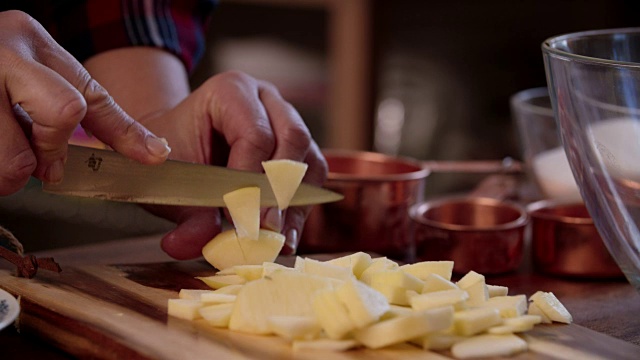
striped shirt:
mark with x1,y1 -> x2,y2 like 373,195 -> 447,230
1,0 -> 217,72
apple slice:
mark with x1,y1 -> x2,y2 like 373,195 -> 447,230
453,307 -> 503,336
199,303 -> 234,328
410,289 -> 469,312
527,302 -> 552,324
262,159 -> 308,210
229,270 -> 334,334
267,315 -> 322,341
178,289 -> 214,300
200,293 -> 236,304
451,334 -> 528,358
292,339 -> 359,352
529,291 -> 573,324
167,299 -> 203,320
202,229 -> 285,270
354,306 -> 454,349
422,273 -> 458,293
312,288 -> 356,339
482,295 -> 528,318
326,252 -> 372,278
336,279 -> 390,328
487,284 -> 509,297
487,315 -> 541,334
302,258 -> 354,281
196,274 -> 247,289
400,260 -> 454,281
223,187 -> 261,241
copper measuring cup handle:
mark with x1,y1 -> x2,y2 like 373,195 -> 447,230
420,158 -> 523,201
421,158 -> 523,174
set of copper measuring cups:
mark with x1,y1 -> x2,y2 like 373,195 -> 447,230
299,149 -> 622,278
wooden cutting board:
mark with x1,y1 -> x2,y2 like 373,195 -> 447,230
0,259 -> 638,360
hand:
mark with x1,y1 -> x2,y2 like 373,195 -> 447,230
0,10 -> 170,196
139,71 -> 328,259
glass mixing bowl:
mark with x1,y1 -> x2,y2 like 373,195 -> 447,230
543,28 -> 640,292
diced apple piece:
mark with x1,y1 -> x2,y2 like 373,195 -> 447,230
487,284 -> 509,297
302,258 -> 355,281
527,302 -> 552,324
197,274 -> 247,289
417,333 -> 469,351
504,314 -> 542,327
451,334 -> 527,358
370,283 -> 411,306
262,262 -> 294,277
410,289 -> 469,311
199,303 -> 234,327
529,291 -> 573,324
267,315 -> 321,341
462,281 -> 488,307
293,256 -> 306,271
312,289 -> 356,339
400,261 -> 454,281
178,289 -> 213,300
336,279 -> 390,328
455,271 -> 489,307
371,269 -> 424,305
456,270 -> 484,289
231,264 -> 264,281
229,270 -> 334,334
359,257 -> 399,284
453,307 -> 502,336
202,229 -> 285,270
292,339 -> 359,352
422,273 -> 458,293
223,187 -> 260,241
167,299 -> 203,320
354,306 -> 454,349
326,252 -> 372,278
200,293 -> 237,304
262,159 -> 308,210
487,315 -> 541,334
483,295 -> 528,318
239,230 -> 287,266
370,269 -> 424,293
211,284 -> 244,295
380,304 -> 414,321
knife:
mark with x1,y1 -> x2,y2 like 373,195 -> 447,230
42,145 -> 343,208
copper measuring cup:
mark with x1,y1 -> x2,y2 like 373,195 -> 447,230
299,149 -> 522,262
409,196 -> 528,275
527,199 -> 624,278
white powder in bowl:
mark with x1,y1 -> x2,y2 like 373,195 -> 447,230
532,147 -> 581,201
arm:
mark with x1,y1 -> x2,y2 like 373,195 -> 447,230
83,47 -> 190,123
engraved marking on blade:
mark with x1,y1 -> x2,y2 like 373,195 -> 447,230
85,153 -> 103,171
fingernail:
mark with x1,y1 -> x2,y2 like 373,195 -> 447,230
46,160 -> 64,183
264,208 -> 283,232
146,136 -> 171,157
285,228 -> 298,255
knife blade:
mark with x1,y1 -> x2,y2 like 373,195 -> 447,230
42,145 -> 343,208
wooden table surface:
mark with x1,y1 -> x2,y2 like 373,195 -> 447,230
1,233 -> 639,359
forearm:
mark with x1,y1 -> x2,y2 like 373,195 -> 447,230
83,47 -> 191,123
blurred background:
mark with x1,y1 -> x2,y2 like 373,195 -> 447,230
1,0 -> 639,251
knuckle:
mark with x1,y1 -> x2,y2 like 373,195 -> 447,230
281,124 -> 312,153
244,123 -> 276,156
55,89 -> 87,127
3,10 -> 38,33
219,70 -> 252,84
